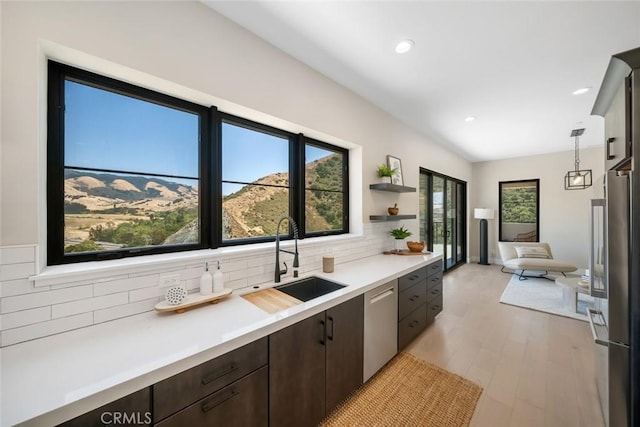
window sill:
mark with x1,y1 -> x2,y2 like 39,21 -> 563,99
30,233 -> 365,288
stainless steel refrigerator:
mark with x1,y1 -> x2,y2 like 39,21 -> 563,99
590,47 -> 640,427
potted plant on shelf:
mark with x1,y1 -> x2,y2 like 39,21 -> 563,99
389,226 -> 412,253
376,164 -> 397,183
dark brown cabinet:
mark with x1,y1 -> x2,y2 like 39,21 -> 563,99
398,261 -> 443,350
269,295 -> 364,427
153,337 -> 268,425
325,296 -> 365,412
603,76 -> 631,170
56,387 -> 151,427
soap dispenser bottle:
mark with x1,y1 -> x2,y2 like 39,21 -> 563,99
200,262 -> 213,296
213,261 -> 224,293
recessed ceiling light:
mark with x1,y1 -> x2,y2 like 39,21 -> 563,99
464,116 -> 476,122
395,39 -> 414,54
572,87 -> 591,95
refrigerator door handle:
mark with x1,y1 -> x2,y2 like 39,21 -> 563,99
587,308 -> 610,346
589,199 -> 606,298
587,308 -> 631,348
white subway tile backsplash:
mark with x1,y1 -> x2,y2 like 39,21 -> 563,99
52,293 -> 129,319
50,274 -> 129,290
129,286 -> 165,303
184,278 -> 200,292
230,266 -> 262,282
182,266 -> 205,281
0,227 -> 391,346
1,307 -> 51,330
0,279 -> 50,298
1,285 -> 93,314
247,272 -> 273,287
225,278 -> 248,290
93,274 -> 159,296
0,262 -> 36,282
1,313 -> 93,347
248,255 -> 272,268
93,298 -> 157,324
128,266 -> 183,279
222,259 -> 247,272
0,246 -> 35,265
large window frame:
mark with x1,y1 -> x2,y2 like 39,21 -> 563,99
47,61 -> 349,265
498,179 -> 540,242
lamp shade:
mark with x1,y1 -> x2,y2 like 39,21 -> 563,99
474,208 -> 494,220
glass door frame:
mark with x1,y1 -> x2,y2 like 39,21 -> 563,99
419,168 -> 467,271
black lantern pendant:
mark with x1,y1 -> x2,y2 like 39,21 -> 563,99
564,128 -> 592,190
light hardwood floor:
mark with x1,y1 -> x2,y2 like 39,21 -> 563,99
406,263 -> 605,427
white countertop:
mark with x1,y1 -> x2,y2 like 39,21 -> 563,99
0,253 -> 441,427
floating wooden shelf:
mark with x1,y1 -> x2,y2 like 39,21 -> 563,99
369,214 -> 417,221
369,183 -> 416,193
155,288 -> 233,313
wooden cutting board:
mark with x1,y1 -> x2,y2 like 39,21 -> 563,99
242,288 -> 303,314
383,250 -> 432,256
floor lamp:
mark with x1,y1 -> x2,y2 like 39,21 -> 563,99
474,208 -> 494,265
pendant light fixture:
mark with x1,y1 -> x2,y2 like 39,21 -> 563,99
564,128 -> 592,190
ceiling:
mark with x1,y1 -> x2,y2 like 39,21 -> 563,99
204,1 -> 640,162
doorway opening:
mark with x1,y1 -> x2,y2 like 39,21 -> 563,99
419,169 -> 467,271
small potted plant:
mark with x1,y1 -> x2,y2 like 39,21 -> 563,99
389,226 -> 412,252
376,164 -> 397,183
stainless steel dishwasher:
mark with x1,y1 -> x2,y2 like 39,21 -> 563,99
363,279 -> 398,382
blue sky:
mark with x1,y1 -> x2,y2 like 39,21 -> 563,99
65,80 -> 331,195
65,81 -> 199,178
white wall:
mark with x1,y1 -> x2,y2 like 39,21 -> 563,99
0,1 -> 471,250
0,2 -> 471,345
469,146 -> 604,269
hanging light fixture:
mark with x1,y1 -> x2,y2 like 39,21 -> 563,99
564,128 -> 592,190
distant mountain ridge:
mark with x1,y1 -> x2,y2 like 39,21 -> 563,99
64,169 -> 197,213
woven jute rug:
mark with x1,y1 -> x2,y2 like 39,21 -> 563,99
321,352 -> 483,427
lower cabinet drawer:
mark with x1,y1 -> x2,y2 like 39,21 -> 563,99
398,280 -> 427,320
426,282 -> 442,303
427,294 -> 443,324
398,305 -> 427,350
153,337 -> 268,422
398,267 -> 428,292
427,271 -> 443,290
426,260 -> 443,277
155,366 -> 268,427
57,388 -> 151,427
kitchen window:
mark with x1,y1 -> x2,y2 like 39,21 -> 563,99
47,61 -> 349,265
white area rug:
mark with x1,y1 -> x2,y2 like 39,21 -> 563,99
499,274 -> 595,322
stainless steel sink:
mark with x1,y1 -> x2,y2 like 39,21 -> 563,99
275,277 -> 345,302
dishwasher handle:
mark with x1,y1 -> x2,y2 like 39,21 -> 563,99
368,287 -> 395,305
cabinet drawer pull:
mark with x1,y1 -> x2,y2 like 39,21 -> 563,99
201,387 -> 239,413
328,316 -> 335,341
320,319 -> 326,345
431,289 -> 440,295
201,363 -> 238,385
431,305 -> 441,311
408,275 -> 419,281
409,320 -> 420,328
409,295 -> 420,302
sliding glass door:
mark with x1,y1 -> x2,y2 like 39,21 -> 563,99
419,169 -> 466,271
